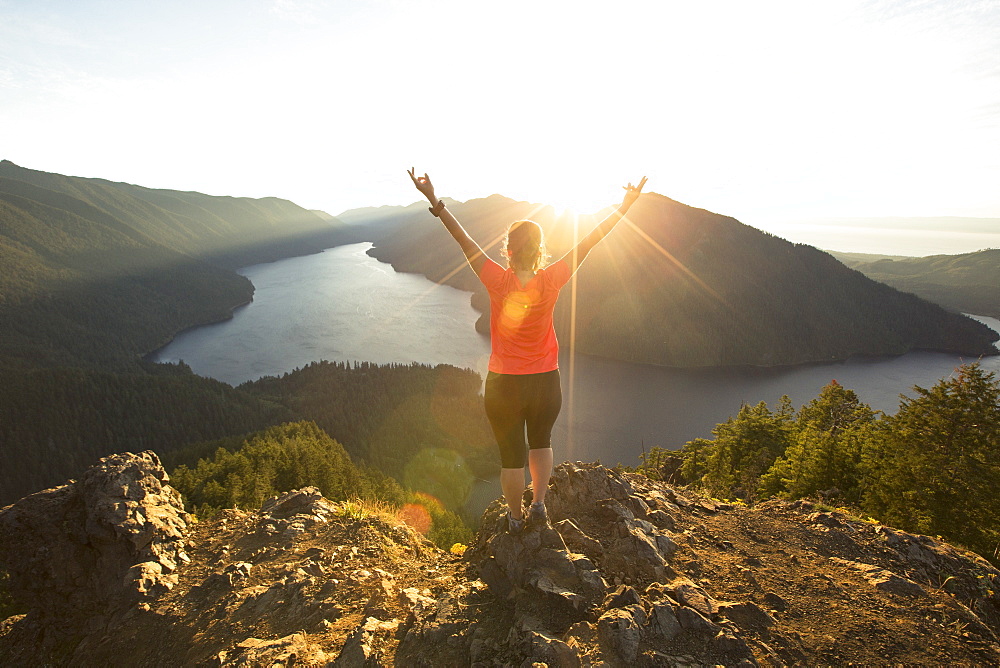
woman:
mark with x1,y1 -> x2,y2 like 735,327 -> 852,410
408,168 -> 646,533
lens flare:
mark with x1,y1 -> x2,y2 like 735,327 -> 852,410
397,503 -> 432,534
499,288 -> 541,336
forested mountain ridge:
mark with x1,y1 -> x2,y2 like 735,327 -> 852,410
832,248 -> 1000,319
0,160 -> 345,368
339,194 -> 999,366
0,362 -> 292,504
0,357 -> 494,509
0,160 -> 345,270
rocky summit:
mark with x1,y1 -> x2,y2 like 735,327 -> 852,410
1,454 -> 999,666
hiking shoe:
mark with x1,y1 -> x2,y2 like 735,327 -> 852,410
527,501 -> 548,528
506,511 -> 525,535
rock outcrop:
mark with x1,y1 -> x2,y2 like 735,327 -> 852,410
2,455 -> 999,666
402,462 -> 1000,666
0,451 -> 190,621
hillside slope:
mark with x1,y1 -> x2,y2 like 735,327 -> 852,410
339,194 -> 998,367
1,454 -> 997,666
832,248 -> 1000,319
0,160 -> 344,367
0,160 -> 345,269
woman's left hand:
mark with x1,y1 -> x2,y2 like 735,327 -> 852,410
621,176 -> 647,211
408,167 -> 437,203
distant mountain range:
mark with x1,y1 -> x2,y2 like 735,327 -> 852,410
808,216 -> 1000,234
831,249 -> 1000,319
335,195 -> 999,366
2,159 -> 995,370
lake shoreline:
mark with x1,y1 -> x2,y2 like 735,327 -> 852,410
564,344 -> 996,380
145,239 -> 999,385
141,295 -> 255,365
141,245 -> 346,365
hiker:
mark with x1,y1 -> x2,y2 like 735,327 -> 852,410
408,168 -> 647,534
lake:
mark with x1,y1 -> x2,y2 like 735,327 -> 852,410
151,242 -> 1000,469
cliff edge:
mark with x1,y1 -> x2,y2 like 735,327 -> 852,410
1,454 -> 998,666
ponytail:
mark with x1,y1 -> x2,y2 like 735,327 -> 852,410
503,220 -> 549,272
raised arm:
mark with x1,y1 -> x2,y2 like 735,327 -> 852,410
408,168 -> 487,274
561,176 -> 647,273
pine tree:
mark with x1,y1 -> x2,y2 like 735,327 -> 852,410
702,399 -> 795,501
862,363 -> 1000,561
679,438 -> 714,484
760,381 -> 876,502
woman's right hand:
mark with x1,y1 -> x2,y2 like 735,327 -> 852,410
408,167 -> 436,203
620,176 -> 647,212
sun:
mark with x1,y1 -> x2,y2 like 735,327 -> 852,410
542,186 -> 618,218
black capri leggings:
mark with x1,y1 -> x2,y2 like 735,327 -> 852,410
484,369 -> 562,469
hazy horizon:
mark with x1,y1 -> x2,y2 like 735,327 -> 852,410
328,192 -> 999,258
762,216 -> 1000,257
2,0 -> 999,233
3,156 -> 995,258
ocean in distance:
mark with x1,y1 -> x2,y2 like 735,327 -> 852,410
151,242 -> 1000,468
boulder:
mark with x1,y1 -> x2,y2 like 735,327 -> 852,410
334,617 -> 398,667
554,518 -> 605,559
260,487 -> 336,520
829,558 -> 927,598
669,579 -> 717,617
468,501 -> 607,617
675,607 -> 719,634
0,451 -> 190,620
762,592 -> 789,612
648,602 -> 682,640
545,462 -> 636,523
716,601 -> 776,632
597,605 -> 644,664
605,585 -> 642,609
522,630 -> 582,668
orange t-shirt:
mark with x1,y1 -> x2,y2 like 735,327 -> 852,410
478,258 -> 573,375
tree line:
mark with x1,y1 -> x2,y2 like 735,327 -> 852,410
637,363 -> 1000,565
241,360 -> 496,483
167,420 -> 471,549
0,360 -> 495,513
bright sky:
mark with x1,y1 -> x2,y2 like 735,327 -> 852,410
2,0 -> 999,238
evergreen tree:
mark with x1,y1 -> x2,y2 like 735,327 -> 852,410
168,421 -> 471,549
760,382 -> 877,501
862,364 -> 1000,560
678,438 -> 713,485
702,397 -> 795,501
170,421 -> 407,516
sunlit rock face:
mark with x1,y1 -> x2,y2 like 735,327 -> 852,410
2,458 -> 999,666
0,450 -> 191,622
